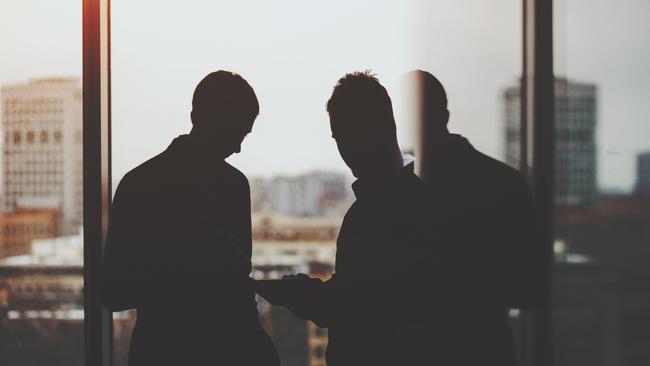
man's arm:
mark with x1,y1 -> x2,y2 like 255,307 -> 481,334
232,176 -> 253,266
281,229 -> 349,328
282,215 -> 444,326
99,178 -> 147,311
505,175 -> 544,309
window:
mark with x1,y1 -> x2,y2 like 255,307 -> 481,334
53,131 -> 63,144
111,0 -> 521,365
9,1 -> 644,365
0,1 -> 83,365
552,1 -> 650,365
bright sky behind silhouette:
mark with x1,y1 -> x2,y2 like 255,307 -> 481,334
1,0 -> 649,191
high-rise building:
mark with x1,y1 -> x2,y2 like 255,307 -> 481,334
635,151 -> 650,197
504,78 -> 597,205
1,78 -> 83,234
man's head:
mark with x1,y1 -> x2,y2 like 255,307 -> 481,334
408,70 -> 449,135
326,71 -> 401,178
190,70 -> 259,158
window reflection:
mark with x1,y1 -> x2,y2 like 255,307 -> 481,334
552,0 -> 650,365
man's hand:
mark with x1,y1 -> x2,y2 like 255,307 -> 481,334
282,273 -> 311,281
281,274 -> 327,326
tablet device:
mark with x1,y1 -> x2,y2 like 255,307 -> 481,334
254,278 -> 323,307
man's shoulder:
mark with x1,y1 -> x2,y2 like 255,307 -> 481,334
222,162 -> 248,181
221,162 -> 249,188
470,148 -> 527,187
116,150 -> 169,191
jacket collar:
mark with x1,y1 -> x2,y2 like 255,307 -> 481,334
351,162 -> 416,200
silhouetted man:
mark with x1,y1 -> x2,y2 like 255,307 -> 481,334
403,70 -> 542,365
100,71 -> 279,366
279,72 -> 439,366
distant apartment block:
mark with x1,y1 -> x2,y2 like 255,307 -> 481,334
1,78 -> 83,234
267,172 -> 349,217
504,78 -> 597,205
635,151 -> 650,197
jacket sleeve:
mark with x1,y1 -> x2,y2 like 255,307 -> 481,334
504,175 -> 545,309
233,177 -> 253,268
99,177 -> 147,311
285,246 -> 436,327
284,208 -> 444,326
282,223 -> 349,328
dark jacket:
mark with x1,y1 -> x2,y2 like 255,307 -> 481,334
410,134 -> 539,366
100,135 -> 279,366
301,163 -> 440,366
297,136 -> 539,366
423,134 -> 540,309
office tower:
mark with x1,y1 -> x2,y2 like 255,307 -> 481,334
504,78 -> 597,205
635,151 -> 650,197
1,78 -> 83,234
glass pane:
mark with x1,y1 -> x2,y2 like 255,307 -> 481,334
552,0 -> 650,365
0,1 -> 84,365
111,1 -> 520,365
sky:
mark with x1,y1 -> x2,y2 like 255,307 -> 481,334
1,0 -> 649,191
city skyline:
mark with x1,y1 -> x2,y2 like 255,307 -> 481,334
2,0 -> 649,192
1,1 -> 649,366
2,72 -> 649,194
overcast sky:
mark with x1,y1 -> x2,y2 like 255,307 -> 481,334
1,0 -> 649,191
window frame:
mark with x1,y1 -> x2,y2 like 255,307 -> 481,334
520,1 -> 554,365
83,0 -> 112,365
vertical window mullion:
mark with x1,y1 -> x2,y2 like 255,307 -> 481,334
522,0 -> 554,365
83,0 -> 112,365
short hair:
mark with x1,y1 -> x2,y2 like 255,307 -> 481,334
413,70 -> 447,112
192,70 -> 259,121
326,70 -> 396,137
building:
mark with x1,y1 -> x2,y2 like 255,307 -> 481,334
1,77 -> 83,234
251,213 -> 338,366
0,207 -> 59,258
250,177 -> 270,212
252,212 -> 341,242
504,78 -> 597,205
254,260 -> 334,366
555,197 -> 650,366
553,256 -> 621,366
267,172 -> 350,217
251,213 -> 339,278
0,231 -> 138,366
0,229 -> 83,314
635,151 -> 650,197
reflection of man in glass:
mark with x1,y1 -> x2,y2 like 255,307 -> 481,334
100,71 -> 279,366
407,70 -> 541,365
